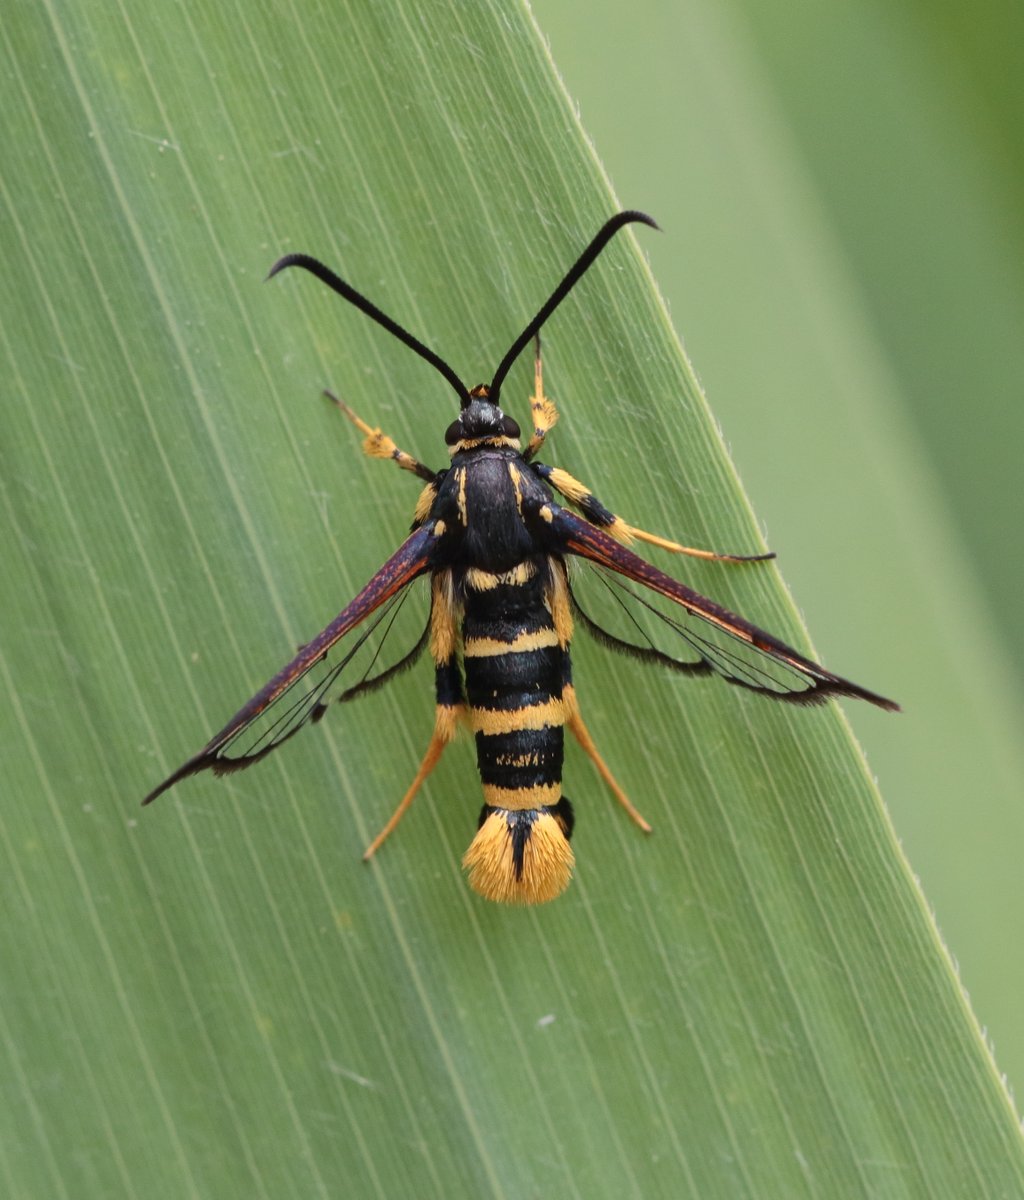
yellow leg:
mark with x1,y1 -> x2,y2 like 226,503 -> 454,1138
617,524 -> 775,564
325,389 -> 436,483
524,335 -> 559,460
362,707 -> 461,859
542,464 -> 774,563
565,692 -> 652,833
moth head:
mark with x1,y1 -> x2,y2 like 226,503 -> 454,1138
445,385 -> 521,445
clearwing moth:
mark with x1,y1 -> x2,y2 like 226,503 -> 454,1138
144,212 -> 898,904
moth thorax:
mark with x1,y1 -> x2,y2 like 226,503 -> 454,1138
462,804 -> 574,905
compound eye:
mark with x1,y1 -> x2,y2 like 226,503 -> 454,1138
444,419 -> 463,446
500,415 -> 521,438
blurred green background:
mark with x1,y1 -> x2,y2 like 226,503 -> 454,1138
535,0 -> 1024,1092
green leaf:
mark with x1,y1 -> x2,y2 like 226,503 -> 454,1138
537,0 -> 1024,1130
2,2 -> 1021,1198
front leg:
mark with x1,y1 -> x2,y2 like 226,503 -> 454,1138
522,335 -> 559,462
325,389 -> 437,483
326,389 -> 444,528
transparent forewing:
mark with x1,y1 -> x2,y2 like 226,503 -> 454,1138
569,561 -> 818,699
549,504 -> 898,710
216,578 -> 430,767
143,524 -> 437,804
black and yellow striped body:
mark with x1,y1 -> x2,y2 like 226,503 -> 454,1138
428,426 -> 577,904
463,561 -> 564,806
461,559 -> 574,903
144,215 -> 899,908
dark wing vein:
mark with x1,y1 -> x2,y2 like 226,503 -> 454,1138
572,564 -> 815,697
549,504 -> 897,710
230,585 -> 426,763
143,524 -> 436,804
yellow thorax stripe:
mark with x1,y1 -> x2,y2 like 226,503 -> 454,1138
464,561 -> 538,591
448,436 -> 520,456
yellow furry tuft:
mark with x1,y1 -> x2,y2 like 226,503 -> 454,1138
462,810 -> 574,905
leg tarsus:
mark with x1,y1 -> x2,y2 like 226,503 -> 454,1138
566,702 -> 652,833
524,334 -> 558,461
325,389 -> 436,483
363,716 -> 454,860
624,525 -> 775,563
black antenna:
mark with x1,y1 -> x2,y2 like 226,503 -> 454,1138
268,253 -> 472,407
489,211 -> 660,402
